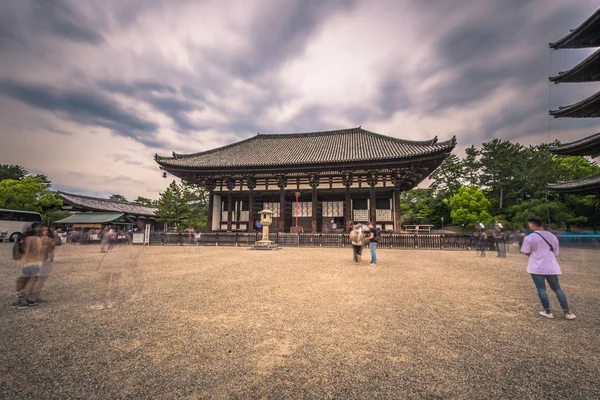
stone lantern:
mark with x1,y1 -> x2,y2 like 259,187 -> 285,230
250,208 -> 281,250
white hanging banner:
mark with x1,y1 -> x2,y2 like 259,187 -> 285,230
144,224 -> 151,245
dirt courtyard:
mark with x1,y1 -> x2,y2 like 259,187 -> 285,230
1,244 -> 599,399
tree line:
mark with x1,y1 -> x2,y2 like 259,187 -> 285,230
404,139 -> 600,231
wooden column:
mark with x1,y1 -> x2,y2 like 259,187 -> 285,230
204,179 -> 216,233
393,187 -> 401,232
309,174 -> 320,233
342,173 -> 353,232
246,176 -> 256,232
207,192 -> 214,232
277,176 -> 287,232
367,172 -> 378,224
226,178 -> 235,232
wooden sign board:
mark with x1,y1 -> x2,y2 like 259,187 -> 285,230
290,227 -> 304,233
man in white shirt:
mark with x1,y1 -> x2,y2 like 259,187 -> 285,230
520,216 -> 576,320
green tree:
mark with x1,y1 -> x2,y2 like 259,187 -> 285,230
0,164 -> 29,182
400,189 -> 450,226
0,177 -> 62,213
509,198 -> 586,229
429,154 -> 464,195
462,146 -> 481,187
479,139 -> 525,210
449,185 -> 492,227
109,194 -> 128,203
155,180 -> 208,231
133,196 -> 157,207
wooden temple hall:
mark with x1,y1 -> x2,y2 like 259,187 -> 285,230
155,127 -> 456,233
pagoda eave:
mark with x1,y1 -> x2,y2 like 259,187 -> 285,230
548,174 -> 600,195
549,8 -> 600,49
549,49 -> 600,83
550,90 -> 600,118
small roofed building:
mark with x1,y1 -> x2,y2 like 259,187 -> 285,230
55,192 -> 161,230
155,127 -> 456,233
548,133 -> 600,196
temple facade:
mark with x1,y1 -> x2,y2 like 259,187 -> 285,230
155,127 -> 456,233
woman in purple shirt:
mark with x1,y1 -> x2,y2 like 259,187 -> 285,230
520,216 -> 576,320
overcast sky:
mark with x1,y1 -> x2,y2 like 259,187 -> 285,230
0,0 -> 598,200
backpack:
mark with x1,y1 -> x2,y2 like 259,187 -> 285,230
374,227 -> 382,241
12,236 -> 26,260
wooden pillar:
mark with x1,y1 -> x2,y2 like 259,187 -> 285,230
246,176 -> 256,232
367,172 -> 378,224
227,192 -> 233,232
393,187 -> 401,232
207,192 -> 214,232
204,179 -> 216,233
277,176 -> 287,232
309,174 -> 319,233
343,173 -> 353,232
226,178 -> 235,232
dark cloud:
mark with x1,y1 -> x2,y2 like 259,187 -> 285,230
377,78 -> 412,119
31,0 -> 105,45
0,80 -> 163,147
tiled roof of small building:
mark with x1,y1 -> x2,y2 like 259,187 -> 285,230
550,132 -> 600,157
155,127 -> 456,169
550,8 -> 600,49
58,192 -> 157,217
550,49 -> 600,83
547,173 -> 600,195
550,90 -> 600,118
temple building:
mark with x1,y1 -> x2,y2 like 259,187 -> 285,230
550,8 -> 600,118
55,192 -> 161,230
155,127 -> 456,233
548,9 -> 600,196
548,133 -> 600,195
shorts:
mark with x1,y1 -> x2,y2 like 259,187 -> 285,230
352,245 -> 363,255
20,265 -> 41,277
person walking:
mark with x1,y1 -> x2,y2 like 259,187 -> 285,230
520,216 -> 576,320
349,224 -> 364,264
493,220 -> 506,258
12,222 -> 45,308
366,222 -> 378,265
30,226 -> 62,303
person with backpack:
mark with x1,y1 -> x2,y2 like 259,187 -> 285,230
493,220 -> 506,258
365,221 -> 380,265
349,224 -> 364,264
12,222 -> 45,308
520,216 -> 576,320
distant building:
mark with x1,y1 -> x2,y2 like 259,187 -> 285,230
55,192 -> 162,230
548,8 -> 600,195
155,127 -> 456,233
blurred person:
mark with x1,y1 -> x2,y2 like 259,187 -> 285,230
11,222 -> 45,308
100,228 -> 116,252
349,224 -> 364,264
365,222 -> 379,265
91,243 -> 140,310
29,226 -> 62,303
493,220 -> 506,258
520,216 -> 576,320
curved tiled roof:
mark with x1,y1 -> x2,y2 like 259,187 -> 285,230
548,173 -> 600,195
550,8 -> 600,49
550,49 -> 600,83
550,90 -> 600,118
58,192 -> 157,217
550,132 -> 600,157
155,127 -> 456,169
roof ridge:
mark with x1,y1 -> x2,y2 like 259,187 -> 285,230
156,127 -> 451,161
550,8 -> 600,49
58,191 -> 156,209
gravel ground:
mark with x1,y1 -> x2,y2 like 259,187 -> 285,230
0,243 -> 599,399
